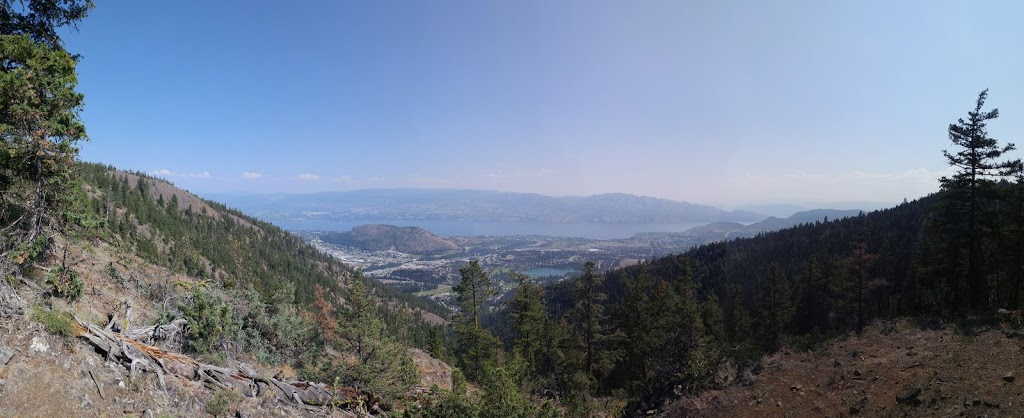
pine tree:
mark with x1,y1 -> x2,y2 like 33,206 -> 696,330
570,260 -> 614,384
453,260 -> 498,381
940,89 -> 1021,309
665,259 -> 711,387
756,264 -> 793,352
846,234 -> 876,335
335,276 -> 417,398
615,265 -> 658,397
1,33 -> 87,269
507,272 -> 551,384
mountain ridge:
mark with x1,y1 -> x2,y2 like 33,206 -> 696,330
208,188 -> 766,224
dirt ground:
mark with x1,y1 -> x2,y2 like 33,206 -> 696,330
663,320 -> 1024,418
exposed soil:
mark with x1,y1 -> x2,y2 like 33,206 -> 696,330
663,320 -> 1024,417
409,348 -> 453,392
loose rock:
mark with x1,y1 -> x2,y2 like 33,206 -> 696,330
0,346 -> 15,365
896,387 -> 921,405
29,336 -> 48,354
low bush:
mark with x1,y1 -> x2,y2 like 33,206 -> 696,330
33,306 -> 75,337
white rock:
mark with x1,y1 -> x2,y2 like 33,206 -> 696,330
29,336 -> 49,353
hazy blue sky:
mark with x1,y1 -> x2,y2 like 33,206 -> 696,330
65,1 -> 1024,207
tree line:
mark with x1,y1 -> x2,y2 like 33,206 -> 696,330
411,89 -> 1024,416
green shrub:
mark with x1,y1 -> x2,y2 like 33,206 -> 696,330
45,267 -> 84,301
204,389 -> 239,417
180,288 -> 238,355
107,262 -> 124,286
33,306 -> 75,337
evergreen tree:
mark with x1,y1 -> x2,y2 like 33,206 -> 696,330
506,271 -> 551,385
304,278 -> 417,400
453,260 -> 498,381
940,89 -> 1021,309
756,264 -> 793,352
0,32 -> 87,269
335,276 -> 417,398
725,283 -> 753,355
846,235 -> 876,335
615,265 -> 659,398
665,259 -> 712,387
0,0 -> 93,51
570,260 -> 613,384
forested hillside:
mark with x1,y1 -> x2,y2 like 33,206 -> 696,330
75,162 -> 449,355
4,162 -> 452,415
427,90 -> 1024,417
77,163 -> 349,302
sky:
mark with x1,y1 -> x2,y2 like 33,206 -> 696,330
63,0 -> 1024,208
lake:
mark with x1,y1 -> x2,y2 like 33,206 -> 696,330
275,219 -> 713,239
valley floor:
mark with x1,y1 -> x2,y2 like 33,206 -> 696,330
665,319 -> 1024,417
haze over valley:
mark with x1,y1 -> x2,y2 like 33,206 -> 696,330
288,207 -> 865,309
6,1 -> 1024,417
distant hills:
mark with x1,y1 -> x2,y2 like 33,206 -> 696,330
209,188 -> 766,224
321,224 -> 459,253
637,209 -> 864,242
314,209 -> 864,258
736,202 -> 894,218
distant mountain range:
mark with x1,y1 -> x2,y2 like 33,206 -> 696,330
735,202 -> 894,218
310,209 -> 866,256
641,209 -> 865,241
208,188 -> 766,224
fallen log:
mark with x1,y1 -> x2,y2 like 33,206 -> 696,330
74,317 -> 375,413
125,318 -> 188,346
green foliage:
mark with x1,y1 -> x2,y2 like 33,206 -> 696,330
401,366 -> 559,418
0,0 -> 93,51
570,261 -> 613,383
0,33 -> 87,267
7,234 -> 48,266
478,367 -> 536,418
75,163 -> 353,305
938,89 -> 1022,310
45,266 -> 83,301
1,1 -> 92,291
400,370 -> 480,418
204,388 -> 239,417
32,305 -> 74,337
455,260 -> 495,328
180,288 -> 238,356
453,261 -> 499,381
507,272 -> 558,391
755,264 -> 793,352
303,278 -> 418,403
230,284 -> 312,365
106,261 -> 124,286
